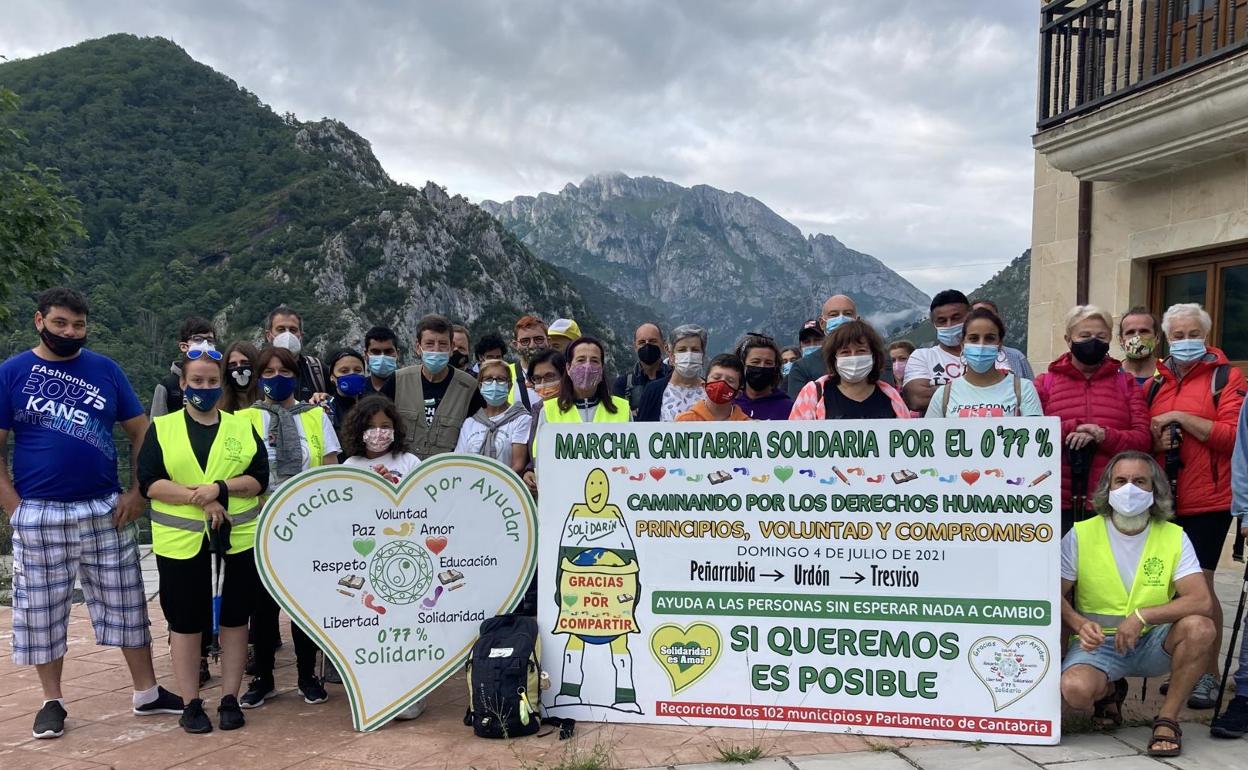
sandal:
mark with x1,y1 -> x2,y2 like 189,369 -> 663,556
1092,678 -> 1128,728
1148,717 -> 1182,757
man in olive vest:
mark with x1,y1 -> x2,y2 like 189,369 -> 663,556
1060,451 -> 1215,758
394,314 -> 484,457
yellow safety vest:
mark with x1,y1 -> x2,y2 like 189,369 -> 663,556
249,407 -> 328,468
536,395 -> 630,455
150,410 -> 261,559
1073,516 -> 1182,634
506,362 -> 526,407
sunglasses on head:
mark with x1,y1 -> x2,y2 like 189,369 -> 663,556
187,348 -> 223,361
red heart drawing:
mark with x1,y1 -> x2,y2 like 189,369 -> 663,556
649,467 -> 667,481
961,470 -> 981,485
425,536 -> 448,554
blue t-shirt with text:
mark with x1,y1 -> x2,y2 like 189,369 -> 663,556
0,349 -> 144,502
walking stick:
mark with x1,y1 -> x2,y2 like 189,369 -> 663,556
207,519 -> 231,663
1216,553 -> 1248,718
1068,442 -> 1096,522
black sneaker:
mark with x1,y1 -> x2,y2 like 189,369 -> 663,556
218,694 -> 245,731
1213,695 -> 1248,738
32,701 -> 66,739
239,676 -> 276,709
133,686 -> 184,716
298,676 -> 328,705
179,699 -> 212,734
199,657 -> 211,686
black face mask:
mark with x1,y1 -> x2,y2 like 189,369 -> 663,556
637,343 -> 662,366
227,365 -> 254,391
450,350 -> 470,370
744,365 -> 777,391
39,327 -> 86,358
1070,337 -> 1110,366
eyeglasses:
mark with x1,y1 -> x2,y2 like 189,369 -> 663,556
481,377 -> 509,386
187,348 -> 223,361
531,375 -> 562,386
516,335 -> 548,348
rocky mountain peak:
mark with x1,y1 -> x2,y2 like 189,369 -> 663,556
294,118 -> 392,190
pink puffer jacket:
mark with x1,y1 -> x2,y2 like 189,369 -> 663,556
1035,353 -> 1152,511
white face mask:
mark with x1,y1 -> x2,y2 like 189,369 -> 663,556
673,351 -> 704,378
273,330 -> 302,357
1108,482 -> 1153,518
835,354 -> 874,384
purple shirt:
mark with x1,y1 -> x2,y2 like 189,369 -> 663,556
735,389 -> 793,421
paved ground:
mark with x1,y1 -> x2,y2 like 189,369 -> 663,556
0,546 -> 1247,769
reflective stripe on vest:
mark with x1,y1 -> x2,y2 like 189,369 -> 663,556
1073,516 -> 1182,634
250,407 -> 327,467
150,410 -> 261,559
537,395 -> 630,454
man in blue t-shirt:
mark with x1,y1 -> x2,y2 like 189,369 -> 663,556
0,288 -> 182,739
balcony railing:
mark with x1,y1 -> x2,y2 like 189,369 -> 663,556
1040,0 -> 1248,129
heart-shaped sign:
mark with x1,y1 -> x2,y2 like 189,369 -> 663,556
649,622 -> 722,695
967,635 -> 1051,712
255,455 -> 537,731
774,466 -> 794,482
961,470 -> 981,485
649,467 -> 667,481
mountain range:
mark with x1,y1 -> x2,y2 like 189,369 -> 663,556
482,174 -> 932,352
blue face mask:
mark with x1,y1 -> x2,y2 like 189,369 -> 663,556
422,351 -> 450,374
368,355 -> 397,378
336,373 -> 367,397
936,323 -> 964,347
1169,338 -> 1207,363
962,344 -> 999,374
801,345 -> 821,358
481,381 -> 510,406
183,385 -> 222,412
260,374 -> 297,402
781,361 -> 794,377
825,315 -> 852,333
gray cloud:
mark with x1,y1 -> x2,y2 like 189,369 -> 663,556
3,0 -> 1037,295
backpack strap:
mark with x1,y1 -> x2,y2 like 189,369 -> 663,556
519,380 -> 532,411
940,380 -> 952,417
1213,363 -> 1231,409
1145,376 -> 1164,406
1012,374 -> 1022,417
541,716 -> 576,740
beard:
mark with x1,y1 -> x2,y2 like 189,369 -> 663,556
1111,512 -> 1151,535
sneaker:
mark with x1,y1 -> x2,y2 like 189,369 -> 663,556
298,676 -> 328,705
32,701 -> 66,739
133,686 -> 185,716
199,657 -> 211,686
1189,673 -> 1221,710
1212,695 -> 1248,738
179,699 -> 212,734
239,676 -> 276,709
394,699 -> 426,721
217,694 -> 245,731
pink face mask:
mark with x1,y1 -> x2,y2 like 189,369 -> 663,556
569,363 -> 603,391
363,427 -> 394,454
892,361 -> 907,382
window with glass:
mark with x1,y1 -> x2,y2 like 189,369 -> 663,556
1151,251 -> 1248,367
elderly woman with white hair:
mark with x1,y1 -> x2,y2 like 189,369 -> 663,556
1036,305 -> 1152,535
1144,302 -> 1246,709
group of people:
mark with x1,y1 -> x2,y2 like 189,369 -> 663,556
2,284 -> 1248,756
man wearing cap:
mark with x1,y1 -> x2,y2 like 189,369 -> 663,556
786,296 -> 858,399
548,319 -> 581,355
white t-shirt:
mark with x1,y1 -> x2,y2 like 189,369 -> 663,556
661,383 -> 703,422
903,345 -> 1013,388
925,376 -> 1043,418
454,409 -> 534,459
1061,520 -> 1202,589
343,452 -> 422,484
256,408 -> 342,491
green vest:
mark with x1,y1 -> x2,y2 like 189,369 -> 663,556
150,410 -> 261,559
249,407 -> 327,469
537,395 -> 630,455
1073,516 -> 1183,633
394,365 -> 478,457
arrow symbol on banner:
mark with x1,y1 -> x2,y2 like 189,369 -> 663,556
759,570 -> 784,582
840,572 -> 866,584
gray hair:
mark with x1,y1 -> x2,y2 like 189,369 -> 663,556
670,323 -> 707,350
1090,450 -> 1174,521
1063,304 -> 1113,336
1161,302 -> 1212,337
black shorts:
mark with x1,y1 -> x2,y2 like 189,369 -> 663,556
1175,510 -> 1233,571
156,537 -> 261,634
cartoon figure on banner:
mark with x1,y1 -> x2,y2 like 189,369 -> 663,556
551,468 -> 642,713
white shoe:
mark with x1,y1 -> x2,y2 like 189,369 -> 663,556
394,699 -> 426,721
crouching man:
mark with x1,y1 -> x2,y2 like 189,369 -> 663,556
1060,450 -> 1216,758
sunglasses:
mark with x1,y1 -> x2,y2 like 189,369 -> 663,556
187,348 -> 223,361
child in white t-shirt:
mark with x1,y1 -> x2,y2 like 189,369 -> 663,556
340,396 -> 421,483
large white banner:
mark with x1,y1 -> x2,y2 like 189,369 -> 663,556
537,419 -> 1062,744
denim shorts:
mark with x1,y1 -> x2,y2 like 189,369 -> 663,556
1062,624 -> 1173,680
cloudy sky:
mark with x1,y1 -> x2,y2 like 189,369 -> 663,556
4,0 -> 1038,296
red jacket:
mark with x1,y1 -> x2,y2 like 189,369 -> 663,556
1035,354 -> 1152,511
1148,347 -> 1246,515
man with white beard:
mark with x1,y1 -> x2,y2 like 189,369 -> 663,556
1059,451 -> 1215,758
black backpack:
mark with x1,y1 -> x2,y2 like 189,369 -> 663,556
464,615 -> 541,739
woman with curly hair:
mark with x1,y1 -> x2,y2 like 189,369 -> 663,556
340,396 -> 421,484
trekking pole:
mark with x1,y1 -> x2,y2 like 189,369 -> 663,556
1068,442 -> 1096,522
1165,423 -> 1183,508
207,519 -> 231,662
1216,552 -> 1248,718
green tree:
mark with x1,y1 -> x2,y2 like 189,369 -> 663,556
0,87 -> 85,324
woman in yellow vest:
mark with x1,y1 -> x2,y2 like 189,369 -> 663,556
138,348 -> 268,734
526,336 -> 628,471
243,345 -> 341,710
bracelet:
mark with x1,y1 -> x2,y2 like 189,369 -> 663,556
1134,608 -> 1148,625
